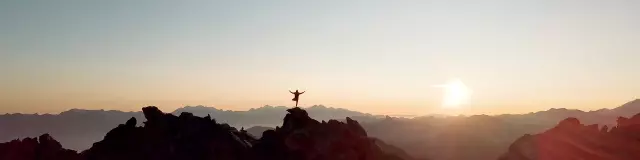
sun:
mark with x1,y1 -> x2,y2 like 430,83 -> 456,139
434,79 -> 471,108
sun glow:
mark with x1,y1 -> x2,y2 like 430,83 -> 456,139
434,79 -> 471,108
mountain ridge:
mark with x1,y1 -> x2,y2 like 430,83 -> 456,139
1,106 -> 419,160
8,98 -> 638,117
500,111 -> 640,160
1,99 -> 639,160
0,105 -> 377,151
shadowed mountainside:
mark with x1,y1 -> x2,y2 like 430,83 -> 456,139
359,99 -> 640,160
361,114 -> 547,160
0,106 -> 420,160
499,113 -> 640,160
0,134 -> 80,160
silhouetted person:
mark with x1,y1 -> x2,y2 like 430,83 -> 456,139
289,90 -> 305,107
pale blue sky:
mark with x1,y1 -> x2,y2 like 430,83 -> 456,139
1,0 -> 639,115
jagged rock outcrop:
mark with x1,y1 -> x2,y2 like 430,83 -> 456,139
252,107 -> 408,160
1,106 -> 413,160
499,113 -> 640,160
0,134 -> 80,160
81,106 -> 254,160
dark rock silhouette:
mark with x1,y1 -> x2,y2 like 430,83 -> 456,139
0,105 -> 374,151
252,107 -> 412,160
499,113 -> 640,160
81,106 -> 256,160
0,106 -> 414,160
0,134 -> 80,160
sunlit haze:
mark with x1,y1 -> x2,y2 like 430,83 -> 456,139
434,79 -> 471,108
1,1 -> 639,115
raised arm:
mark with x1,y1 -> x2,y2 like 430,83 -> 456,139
289,90 -> 294,94
300,91 -> 305,94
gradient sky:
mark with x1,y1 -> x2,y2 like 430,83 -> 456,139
1,0 -> 639,115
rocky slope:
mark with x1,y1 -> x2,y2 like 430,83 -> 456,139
360,99 -> 640,160
0,106 -> 417,160
0,105 -> 375,151
499,113 -> 640,160
0,134 -> 80,160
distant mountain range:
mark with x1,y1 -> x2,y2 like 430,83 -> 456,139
495,99 -> 640,127
172,105 -> 380,128
0,99 -> 638,160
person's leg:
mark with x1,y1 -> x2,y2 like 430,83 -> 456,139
295,100 -> 299,107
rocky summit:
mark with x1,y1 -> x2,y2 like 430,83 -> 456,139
0,134 -> 80,160
0,106 -> 416,160
499,113 -> 640,160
